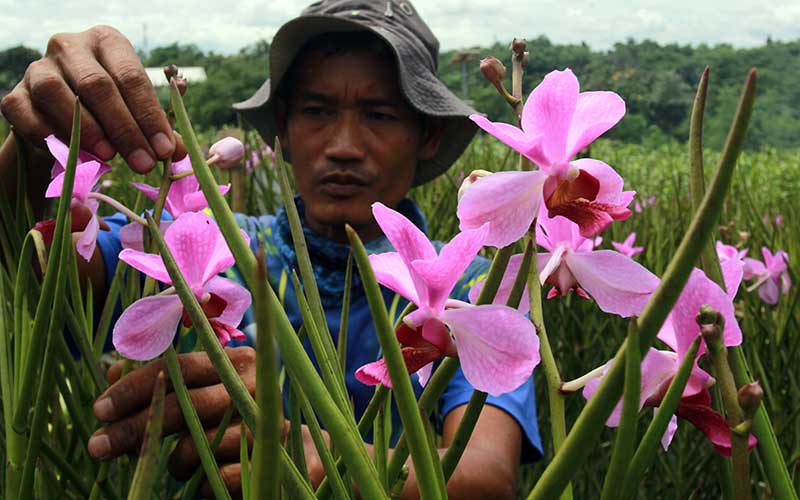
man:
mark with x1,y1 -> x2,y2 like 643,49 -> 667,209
0,1 -> 541,497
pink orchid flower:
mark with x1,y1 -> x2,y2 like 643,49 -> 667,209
716,241 -> 747,264
123,155 -> 230,250
41,157 -> 111,261
743,247 -> 791,305
457,69 -> 633,247
584,267 -> 755,455
612,232 -> 644,258
533,211 -> 659,317
112,212 -> 251,361
45,134 -> 107,178
354,203 -> 540,396
132,155 -> 230,218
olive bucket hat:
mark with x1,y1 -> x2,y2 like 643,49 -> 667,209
233,0 -> 479,186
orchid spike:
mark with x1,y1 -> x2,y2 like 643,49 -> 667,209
113,212 -> 251,360
458,69 -> 633,246
41,156 -> 111,261
354,203 -> 539,396
132,155 -> 230,218
533,211 -> 659,317
611,232 -> 644,258
207,137 -> 245,168
743,247 -> 791,304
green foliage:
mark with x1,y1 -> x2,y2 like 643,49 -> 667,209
0,46 -> 40,90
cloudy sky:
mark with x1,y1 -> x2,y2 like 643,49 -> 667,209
2,0 -> 797,54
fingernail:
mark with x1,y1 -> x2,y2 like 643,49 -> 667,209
88,433 -> 111,460
93,139 -> 115,160
94,397 -> 115,421
128,148 -> 155,172
150,132 -> 173,158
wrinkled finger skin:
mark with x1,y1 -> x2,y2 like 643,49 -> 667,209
0,25 -> 183,172
87,347 -> 256,461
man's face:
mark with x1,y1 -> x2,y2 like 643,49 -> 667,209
280,46 -> 440,242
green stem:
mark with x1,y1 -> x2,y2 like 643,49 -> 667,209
440,390 -> 488,481
527,232 -> 571,500
600,320 -> 641,500
347,225 -> 441,500
704,319 -> 751,500
127,371 -> 166,500
621,337 -> 702,499
252,253 -> 283,500
165,346 -> 232,500
181,406 -> 234,500
526,69 -> 756,500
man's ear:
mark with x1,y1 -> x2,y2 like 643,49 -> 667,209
418,117 -> 445,161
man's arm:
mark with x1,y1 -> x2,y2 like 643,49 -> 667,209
90,350 -> 522,499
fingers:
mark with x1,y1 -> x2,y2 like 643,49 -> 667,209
89,379 -> 246,460
98,347 -> 255,422
169,422 -> 253,480
0,83 -> 53,146
200,463 -> 243,499
93,28 -> 175,161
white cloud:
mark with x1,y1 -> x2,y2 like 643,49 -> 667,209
0,0 -> 795,54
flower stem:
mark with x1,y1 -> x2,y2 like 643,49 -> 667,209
621,337 -> 702,499
348,224 -> 442,500
527,231 -> 572,500
600,319 -> 641,500
165,346 -> 232,500
88,192 -> 146,225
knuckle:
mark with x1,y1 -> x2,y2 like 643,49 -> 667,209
90,25 -> 123,44
28,73 -> 63,105
74,71 -> 114,101
113,64 -> 149,91
0,91 -> 22,119
230,346 -> 256,369
105,122 -> 141,150
45,33 -> 71,55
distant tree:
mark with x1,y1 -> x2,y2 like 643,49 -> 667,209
0,45 -> 41,89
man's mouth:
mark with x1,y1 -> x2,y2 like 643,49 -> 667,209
318,171 -> 370,197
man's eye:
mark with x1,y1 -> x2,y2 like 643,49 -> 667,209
302,106 -> 327,116
366,111 -> 397,122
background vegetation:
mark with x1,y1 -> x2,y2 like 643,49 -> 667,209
1,36 -> 799,150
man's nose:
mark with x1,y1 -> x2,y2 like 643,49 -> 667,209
324,111 -> 366,162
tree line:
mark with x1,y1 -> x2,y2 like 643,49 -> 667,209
2,36 -> 797,150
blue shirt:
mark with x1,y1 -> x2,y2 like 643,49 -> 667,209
96,198 -> 542,462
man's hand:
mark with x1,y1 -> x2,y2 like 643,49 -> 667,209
0,25 -> 179,172
88,347 -> 257,497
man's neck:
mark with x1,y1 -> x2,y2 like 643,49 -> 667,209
306,218 -> 383,245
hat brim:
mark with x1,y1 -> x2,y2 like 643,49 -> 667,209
233,15 -> 477,186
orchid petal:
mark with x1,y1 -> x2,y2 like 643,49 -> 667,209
369,252 -> 420,305
538,246 -> 568,285
76,212 -> 100,262
523,69 -> 579,165
440,305 -> 539,396
660,413 -> 679,451
566,250 -> 659,317
676,391 -> 758,456
372,202 -> 436,304
566,91 -> 626,159
119,221 -> 173,252
181,184 -> 231,214
470,115 -> 545,165
131,182 -> 161,203
411,223 -> 489,311
721,259 -> 744,300
113,294 -> 183,361
758,279 -> 780,305
669,268 -> 742,359
45,134 -> 105,175
457,170 -> 546,248
119,249 -> 171,284
204,276 -> 251,327
743,258 -> 766,280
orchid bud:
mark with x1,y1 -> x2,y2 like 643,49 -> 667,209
697,305 -> 725,342
480,56 -> 506,87
163,64 -> 179,81
521,51 -> 530,69
173,75 -> 188,96
511,38 -> 527,56
207,137 -> 245,168
457,169 -> 492,201
737,382 -> 763,421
